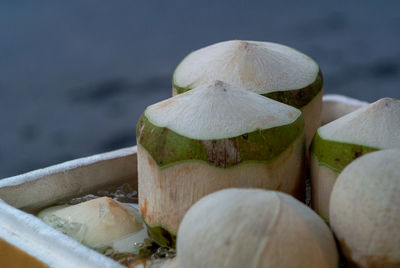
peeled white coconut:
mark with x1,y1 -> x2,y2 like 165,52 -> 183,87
38,197 -> 146,252
310,97 -> 400,220
172,40 -> 323,148
137,80 -> 305,247
177,189 -> 338,268
330,150 -> 400,267
321,94 -> 368,125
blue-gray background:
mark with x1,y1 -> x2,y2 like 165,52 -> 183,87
1,0 -> 399,178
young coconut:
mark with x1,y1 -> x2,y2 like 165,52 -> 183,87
172,40 -> 323,148
321,94 -> 368,125
137,80 -> 305,247
330,150 -> 400,267
310,97 -> 400,220
38,197 -> 147,253
177,189 -> 338,268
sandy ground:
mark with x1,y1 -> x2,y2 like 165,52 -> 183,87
1,0 -> 399,178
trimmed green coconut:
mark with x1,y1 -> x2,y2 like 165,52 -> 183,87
137,80 -> 305,247
310,97 -> 400,220
330,150 -> 400,267
177,189 -> 338,268
172,40 -> 323,148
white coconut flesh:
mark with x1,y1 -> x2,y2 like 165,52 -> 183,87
330,150 -> 400,267
145,80 -> 301,140
177,189 -> 338,268
137,81 -> 306,245
38,197 -> 145,252
173,40 -> 319,96
310,97 -> 400,219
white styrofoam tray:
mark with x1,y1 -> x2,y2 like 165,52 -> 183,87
0,94 -> 368,267
0,147 -> 138,268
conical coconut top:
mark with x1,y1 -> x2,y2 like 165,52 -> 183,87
319,98 -> 400,148
173,40 -> 319,94
38,197 -> 143,246
145,80 -> 302,140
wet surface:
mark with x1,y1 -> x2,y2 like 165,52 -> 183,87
38,183 -> 174,267
1,0 -> 399,178
65,183 -> 138,205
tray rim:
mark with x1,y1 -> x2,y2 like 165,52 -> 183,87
0,146 -> 139,268
0,94 -> 368,267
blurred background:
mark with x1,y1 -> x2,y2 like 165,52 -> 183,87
1,0 -> 399,178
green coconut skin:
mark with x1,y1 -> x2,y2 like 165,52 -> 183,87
310,130 -> 379,173
144,221 -> 177,248
137,114 -> 304,168
138,114 -> 304,248
173,71 -> 323,109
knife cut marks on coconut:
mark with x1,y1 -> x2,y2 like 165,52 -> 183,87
137,80 -> 305,247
